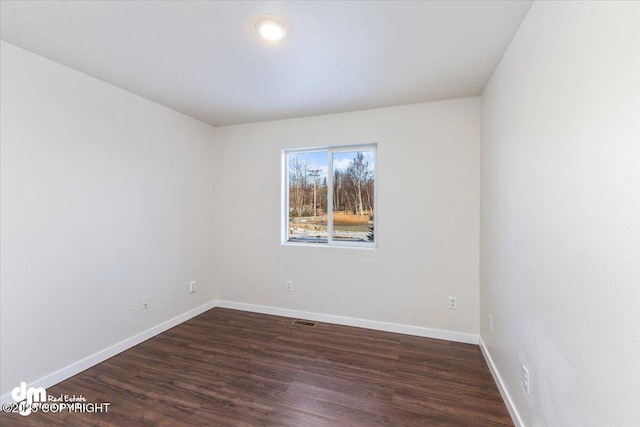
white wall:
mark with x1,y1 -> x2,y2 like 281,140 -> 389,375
0,40 -> 480,400
215,99 -> 480,337
0,42 -> 219,397
480,2 -> 640,426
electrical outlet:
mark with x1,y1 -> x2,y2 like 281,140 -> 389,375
522,365 -> 530,394
189,281 -> 197,294
286,280 -> 293,292
141,296 -> 149,310
448,296 -> 457,310
489,314 -> 493,333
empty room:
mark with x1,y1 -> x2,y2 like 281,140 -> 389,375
1,1 -> 638,426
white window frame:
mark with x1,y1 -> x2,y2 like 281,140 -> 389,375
282,143 -> 377,249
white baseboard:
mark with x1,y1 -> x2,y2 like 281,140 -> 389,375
0,300 -> 217,405
216,300 -> 479,345
479,336 -> 524,427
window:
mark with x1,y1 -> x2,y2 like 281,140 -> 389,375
283,144 -> 376,247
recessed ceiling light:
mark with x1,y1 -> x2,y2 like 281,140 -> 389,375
256,18 -> 287,42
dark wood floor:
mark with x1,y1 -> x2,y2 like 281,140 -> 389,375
1,308 -> 513,426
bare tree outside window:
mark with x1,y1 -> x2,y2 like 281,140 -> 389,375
287,151 -> 328,243
331,150 -> 375,243
285,145 -> 376,247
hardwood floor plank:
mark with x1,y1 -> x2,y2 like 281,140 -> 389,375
284,381 -> 393,422
0,308 -> 512,426
264,404 -> 336,427
276,384 -> 392,426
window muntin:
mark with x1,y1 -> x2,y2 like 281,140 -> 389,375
284,144 -> 376,247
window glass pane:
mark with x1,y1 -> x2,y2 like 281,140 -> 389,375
287,151 -> 328,243
331,150 -> 375,243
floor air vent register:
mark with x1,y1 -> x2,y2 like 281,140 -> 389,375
292,319 -> 317,327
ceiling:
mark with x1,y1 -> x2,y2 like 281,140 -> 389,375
0,1 -> 532,127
